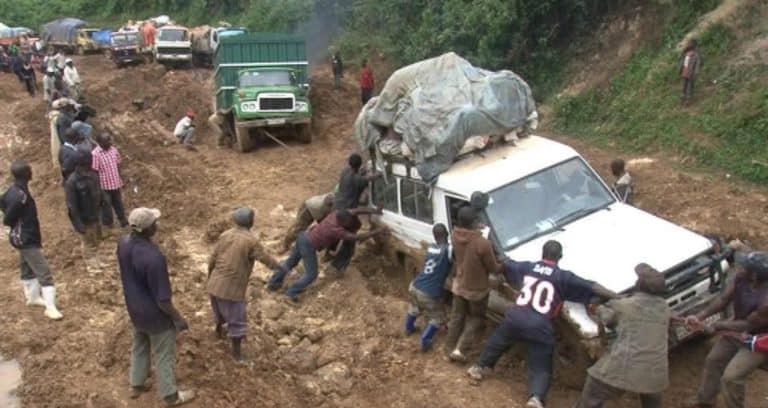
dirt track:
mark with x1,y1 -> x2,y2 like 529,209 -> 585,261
0,55 -> 767,407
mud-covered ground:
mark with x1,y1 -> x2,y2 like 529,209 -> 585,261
0,55 -> 766,407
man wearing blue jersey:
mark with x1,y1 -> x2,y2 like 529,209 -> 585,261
404,223 -> 452,351
467,240 -> 616,408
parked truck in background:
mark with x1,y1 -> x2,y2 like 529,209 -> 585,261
190,25 -> 247,67
213,33 -> 312,152
41,18 -> 100,54
109,31 -> 143,67
154,25 -> 192,67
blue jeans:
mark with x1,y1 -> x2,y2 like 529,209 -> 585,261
268,232 -> 318,297
476,319 -> 554,401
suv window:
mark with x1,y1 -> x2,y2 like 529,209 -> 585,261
372,178 -> 398,212
401,179 -> 433,223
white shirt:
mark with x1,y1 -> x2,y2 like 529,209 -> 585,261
63,66 -> 80,86
174,116 -> 193,136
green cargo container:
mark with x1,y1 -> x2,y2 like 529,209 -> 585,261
214,33 -> 309,111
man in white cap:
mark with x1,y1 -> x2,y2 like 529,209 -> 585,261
63,58 -> 81,100
0,161 -> 63,320
118,207 -> 195,405
208,207 -> 280,362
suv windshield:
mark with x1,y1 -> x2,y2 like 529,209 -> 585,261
159,29 -> 187,41
239,71 -> 293,87
111,34 -> 136,46
486,157 -> 615,249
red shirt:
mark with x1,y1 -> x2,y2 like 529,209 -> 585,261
306,212 -> 349,250
91,145 -> 123,190
143,24 -> 157,47
360,66 -> 374,90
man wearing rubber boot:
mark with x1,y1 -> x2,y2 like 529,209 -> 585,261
118,208 -> 195,406
466,240 -> 616,408
404,223 -> 452,351
682,250 -> 768,408
1,161 -> 63,320
208,207 -> 280,362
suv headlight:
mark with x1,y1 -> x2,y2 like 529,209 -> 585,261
295,101 -> 309,112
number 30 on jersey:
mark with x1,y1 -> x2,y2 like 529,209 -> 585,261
516,276 -> 556,314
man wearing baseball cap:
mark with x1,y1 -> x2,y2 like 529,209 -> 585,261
683,251 -> 768,408
576,264 -> 672,408
173,110 -> 196,149
117,207 -> 195,405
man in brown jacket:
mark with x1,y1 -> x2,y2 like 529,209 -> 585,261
445,206 -> 502,362
576,263 -> 672,408
208,207 -> 280,362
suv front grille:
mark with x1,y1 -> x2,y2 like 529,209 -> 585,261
259,98 -> 293,111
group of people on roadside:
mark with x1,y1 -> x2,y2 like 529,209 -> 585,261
330,52 -> 375,105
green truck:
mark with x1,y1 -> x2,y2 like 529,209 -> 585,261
214,33 -> 312,152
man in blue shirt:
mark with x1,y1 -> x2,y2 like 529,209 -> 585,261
404,224 -> 452,351
118,207 -> 195,406
467,240 -> 616,408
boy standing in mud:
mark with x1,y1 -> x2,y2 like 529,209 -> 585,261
404,223 -> 452,351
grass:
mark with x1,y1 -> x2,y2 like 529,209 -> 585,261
552,1 -> 768,184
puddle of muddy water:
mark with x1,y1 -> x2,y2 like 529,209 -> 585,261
0,357 -> 21,408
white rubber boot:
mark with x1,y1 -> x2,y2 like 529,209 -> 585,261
21,279 -> 46,307
41,286 -> 63,320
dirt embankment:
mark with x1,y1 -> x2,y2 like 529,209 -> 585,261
0,54 -> 766,408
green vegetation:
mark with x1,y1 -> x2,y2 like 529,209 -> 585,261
554,1 -> 768,183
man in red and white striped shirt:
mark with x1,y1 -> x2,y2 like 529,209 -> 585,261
92,133 -> 128,227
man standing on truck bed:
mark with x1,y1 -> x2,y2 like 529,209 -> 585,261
445,206 -> 503,363
359,59 -> 374,105
682,251 -> 768,408
466,240 -> 617,408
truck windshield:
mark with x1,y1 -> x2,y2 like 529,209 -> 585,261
486,157 -> 615,249
111,34 -> 136,46
159,29 -> 187,41
239,71 -> 293,87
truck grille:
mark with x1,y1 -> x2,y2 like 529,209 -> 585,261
158,47 -> 190,55
259,98 -> 293,111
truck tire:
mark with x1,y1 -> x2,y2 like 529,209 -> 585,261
234,126 -> 255,153
295,124 -> 312,144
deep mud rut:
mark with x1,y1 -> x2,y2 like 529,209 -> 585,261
0,55 -> 766,407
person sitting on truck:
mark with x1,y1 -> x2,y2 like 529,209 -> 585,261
173,110 -> 196,149
63,58 -> 82,101
465,240 -> 617,408
267,208 -> 387,302
682,251 -> 768,408
575,263 -> 671,408
404,223 -> 453,352
360,59 -> 374,105
332,52 -> 343,90
445,206 -> 503,363
610,158 -> 633,204
282,192 -> 335,252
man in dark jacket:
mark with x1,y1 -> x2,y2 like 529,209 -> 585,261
65,150 -> 103,273
331,52 -> 343,90
0,161 -> 63,319
58,128 -> 80,183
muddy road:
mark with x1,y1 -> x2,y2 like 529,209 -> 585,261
0,55 -> 766,407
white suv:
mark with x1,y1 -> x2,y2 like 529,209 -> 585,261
370,135 -> 729,373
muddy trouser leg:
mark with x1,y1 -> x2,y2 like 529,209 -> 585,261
283,205 -> 313,251
150,328 -> 178,399
721,346 -> 768,408
444,296 -> 469,353
526,339 -> 554,401
104,189 -> 127,225
476,319 -> 517,368
129,327 -> 151,389
268,234 -> 304,290
101,190 -> 115,226
19,248 -> 54,286
455,295 -> 488,354
574,375 -> 625,408
696,336 -> 740,404
330,240 -> 356,274
181,128 -> 195,145
285,235 -> 319,297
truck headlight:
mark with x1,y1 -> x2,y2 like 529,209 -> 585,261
295,101 -> 309,112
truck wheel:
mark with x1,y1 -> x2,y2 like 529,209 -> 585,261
295,124 -> 312,144
234,126 -> 255,153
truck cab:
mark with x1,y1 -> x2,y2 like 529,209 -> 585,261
109,31 -> 141,67
372,136 -> 729,369
155,25 -> 192,67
